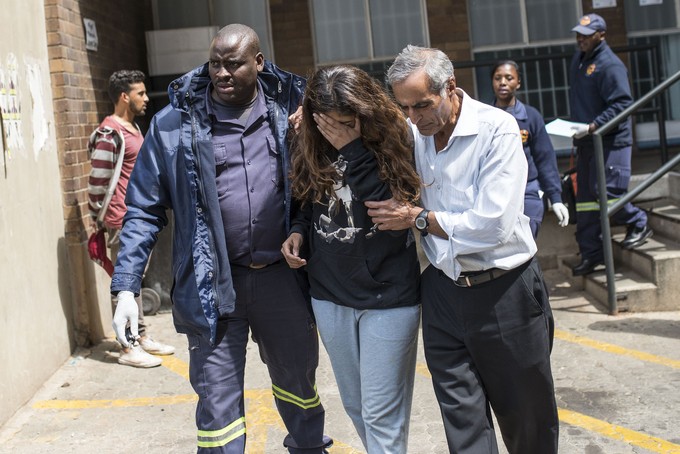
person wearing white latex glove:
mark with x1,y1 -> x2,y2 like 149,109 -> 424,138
112,290 -> 139,348
490,60 -> 566,238
108,25 -> 332,451
552,202 -> 570,227
569,14 -> 652,276
570,122 -> 591,139
88,70 -> 174,368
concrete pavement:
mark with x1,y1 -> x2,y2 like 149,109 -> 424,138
1,269 -> 679,453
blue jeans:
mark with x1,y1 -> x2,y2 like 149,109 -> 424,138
312,298 -> 420,454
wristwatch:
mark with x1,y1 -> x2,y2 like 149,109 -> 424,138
415,209 -> 430,236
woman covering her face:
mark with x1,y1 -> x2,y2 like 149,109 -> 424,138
282,65 -> 422,454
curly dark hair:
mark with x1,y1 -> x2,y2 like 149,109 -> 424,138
290,65 -> 421,206
107,70 -> 146,104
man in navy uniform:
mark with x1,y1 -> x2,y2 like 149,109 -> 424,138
568,13 -> 652,276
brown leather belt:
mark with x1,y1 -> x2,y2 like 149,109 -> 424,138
453,267 -> 512,287
247,260 -> 281,270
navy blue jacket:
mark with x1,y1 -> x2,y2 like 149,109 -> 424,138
569,41 -> 633,148
111,61 -> 305,344
494,99 -> 562,205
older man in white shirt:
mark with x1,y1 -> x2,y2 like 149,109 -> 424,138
366,45 -> 558,454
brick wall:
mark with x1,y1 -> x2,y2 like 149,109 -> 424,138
44,0 -> 152,345
581,0 -> 627,48
270,0 -> 315,78
426,0 -> 474,92
580,0 -> 629,69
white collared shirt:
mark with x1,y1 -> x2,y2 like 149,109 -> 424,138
414,89 -> 536,280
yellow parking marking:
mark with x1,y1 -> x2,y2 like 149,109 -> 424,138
37,329 -> 680,454
33,394 -> 198,409
415,332 -> 680,453
161,355 -> 190,380
559,408 -> 680,453
554,329 -> 680,369
416,362 -> 431,378
32,390 -> 270,410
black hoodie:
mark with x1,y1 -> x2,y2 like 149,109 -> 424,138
289,138 -> 420,310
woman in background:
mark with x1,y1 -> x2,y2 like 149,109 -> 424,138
491,60 -> 569,237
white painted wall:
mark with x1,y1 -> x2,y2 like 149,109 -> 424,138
0,0 -> 74,425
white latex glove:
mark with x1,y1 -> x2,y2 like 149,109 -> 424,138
552,202 -> 570,227
112,290 -> 139,348
571,123 -> 590,139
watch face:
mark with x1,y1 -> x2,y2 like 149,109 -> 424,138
416,217 -> 427,230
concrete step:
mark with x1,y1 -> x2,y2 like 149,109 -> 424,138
584,264 -> 659,313
637,199 -> 680,240
558,254 -> 660,312
559,234 -> 680,312
611,231 -> 680,282
669,171 -> 680,204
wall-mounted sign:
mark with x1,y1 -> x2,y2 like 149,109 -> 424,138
640,0 -> 663,5
83,18 -> 98,51
593,0 -> 617,7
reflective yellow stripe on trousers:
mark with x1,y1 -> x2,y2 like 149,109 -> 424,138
272,383 -> 321,410
197,416 -> 246,448
576,198 -> 620,212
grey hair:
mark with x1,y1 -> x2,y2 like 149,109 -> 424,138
386,45 -> 454,97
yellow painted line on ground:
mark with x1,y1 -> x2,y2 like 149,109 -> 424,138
416,362 -> 431,378
554,329 -> 680,369
33,394 -> 198,409
160,354 -> 190,380
559,408 -> 680,453
31,390 -> 279,410
415,335 -> 680,454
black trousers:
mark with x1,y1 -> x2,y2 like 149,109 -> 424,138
422,258 -> 558,454
187,262 -> 325,453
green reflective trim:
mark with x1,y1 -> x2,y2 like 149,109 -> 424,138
272,383 -> 321,410
197,428 -> 246,448
576,198 -> 620,212
197,417 -> 246,448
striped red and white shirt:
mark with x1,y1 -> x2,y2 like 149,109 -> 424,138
87,116 -> 143,229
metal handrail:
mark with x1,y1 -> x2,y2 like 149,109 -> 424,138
593,69 -> 680,314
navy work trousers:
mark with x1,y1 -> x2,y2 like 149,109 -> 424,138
523,179 -> 544,239
575,145 -> 647,260
187,262 -> 325,453
421,258 -> 558,454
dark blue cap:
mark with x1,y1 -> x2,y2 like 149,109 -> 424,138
572,13 -> 607,35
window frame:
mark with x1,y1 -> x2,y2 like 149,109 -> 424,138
467,0 -> 579,53
308,0 -> 429,66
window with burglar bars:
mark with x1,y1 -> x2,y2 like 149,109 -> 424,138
474,45 -> 574,121
311,0 -> 427,64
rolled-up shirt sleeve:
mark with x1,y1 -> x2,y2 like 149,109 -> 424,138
416,92 -> 536,281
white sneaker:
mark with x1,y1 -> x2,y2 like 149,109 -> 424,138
118,345 -> 162,368
139,336 -> 175,355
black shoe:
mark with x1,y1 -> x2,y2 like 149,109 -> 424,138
283,435 -> 333,453
621,225 -> 653,250
572,257 -> 604,276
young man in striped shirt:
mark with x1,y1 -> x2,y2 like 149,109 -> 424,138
88,70 -> 174,368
